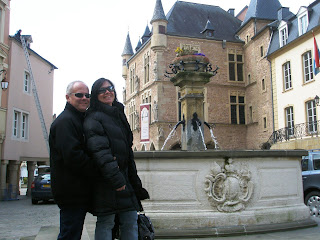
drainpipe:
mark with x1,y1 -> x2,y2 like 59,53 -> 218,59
266,29 -> 275,132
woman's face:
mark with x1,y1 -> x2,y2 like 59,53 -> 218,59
97,81 -> 115,106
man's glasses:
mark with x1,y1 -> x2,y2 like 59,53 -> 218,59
98,86 -> 115,94
70,93 -> 90,98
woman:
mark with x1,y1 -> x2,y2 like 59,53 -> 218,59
84,78 -> 149,240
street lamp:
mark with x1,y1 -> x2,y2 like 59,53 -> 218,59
315,95 -> 320,106
1,79 -> 8,90
0,69 -> 7,90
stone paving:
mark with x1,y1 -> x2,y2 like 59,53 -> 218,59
1,191 -> 320,240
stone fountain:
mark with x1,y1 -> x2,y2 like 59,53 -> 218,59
134,53 -> 314,238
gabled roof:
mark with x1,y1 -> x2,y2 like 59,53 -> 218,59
166,1 -> 242,42
122,32 -> 134,56
267,0 -> 320,56
241,0 -> 282,27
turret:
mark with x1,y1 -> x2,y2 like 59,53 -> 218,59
121,32 -> 134,79
150,0 -> 168,51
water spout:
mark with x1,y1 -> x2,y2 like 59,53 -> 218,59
204,121 -> 220,149
196,121 -> 207,150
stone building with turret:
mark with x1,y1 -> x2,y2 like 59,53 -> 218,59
121,0 -> 303,151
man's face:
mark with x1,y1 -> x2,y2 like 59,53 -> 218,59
66,82 -> 90,112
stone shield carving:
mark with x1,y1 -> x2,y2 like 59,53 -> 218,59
204,159 -> 254,212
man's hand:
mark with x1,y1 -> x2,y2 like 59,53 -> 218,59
116,185 -> 126,191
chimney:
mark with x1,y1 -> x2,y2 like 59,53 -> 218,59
228,8 -> 235,16
278,7 -> 290,21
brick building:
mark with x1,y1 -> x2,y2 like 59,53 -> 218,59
121,0 -> 291,151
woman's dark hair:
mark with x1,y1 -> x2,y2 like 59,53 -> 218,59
89,78 -> 118,111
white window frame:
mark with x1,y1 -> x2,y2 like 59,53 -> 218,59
279,21 -> 288,47
283,61 -> 292,91
12,108 -> 29,140
297,7 -> 309,36
24,70 -> 31,94
306,100 -> 317,133
285,107 -> 294,136
303,51 -> 313,83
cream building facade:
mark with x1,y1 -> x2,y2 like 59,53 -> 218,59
267,2 -> 320,150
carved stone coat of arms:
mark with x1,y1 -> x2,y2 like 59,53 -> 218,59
204,159 -> 254,212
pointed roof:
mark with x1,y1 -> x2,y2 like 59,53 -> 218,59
141,25 -> 151,44
242,0 -> 282,26
150,0 -> 167,24
135,38 -> 142,51
121,32 -> 134,56
201,19 -> 214,33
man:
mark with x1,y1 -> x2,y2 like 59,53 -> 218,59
49,81 -> 93,239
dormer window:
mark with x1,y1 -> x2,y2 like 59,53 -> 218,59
278,22 -> 288,47
297,7 -> 309,36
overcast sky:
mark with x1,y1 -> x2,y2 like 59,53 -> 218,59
9,0 -> 306,115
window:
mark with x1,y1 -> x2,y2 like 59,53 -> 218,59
249,106 -> 253,123
263,117 -> 267,129
283,61 -> 292,91
128,100 -> 136,130
159,25 -> 165,34
247,74 -> 251,85
24,71 -> 30,93
144,53 -> 150,84
285,107 -> 294,136
303,51 -> 313,83
279,26 -> 288,47
141,90 -> 151,104
260,46 -> 264,57
129,67 -> 135,94
298,10 -> 309,36
261,79 -> 266,91
228,50 -> 244,81
306,100 -> 317,133
230,92 -> 245,124
122,58 -> 126,66
12,109 -> 29,140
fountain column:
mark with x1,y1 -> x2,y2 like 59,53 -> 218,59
171,70 -> 214,150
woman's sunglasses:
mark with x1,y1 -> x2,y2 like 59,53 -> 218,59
98,86 -> 115,94
70,93 -> 90,98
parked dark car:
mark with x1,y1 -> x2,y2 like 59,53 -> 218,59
31,173 -> 54,204
301,149 -> 320,217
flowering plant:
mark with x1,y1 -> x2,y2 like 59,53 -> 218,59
174,47 -> 205,57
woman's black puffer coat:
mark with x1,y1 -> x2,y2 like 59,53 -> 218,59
83,101 -> 148,216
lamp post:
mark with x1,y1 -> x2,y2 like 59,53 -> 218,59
315,95 -> 320,106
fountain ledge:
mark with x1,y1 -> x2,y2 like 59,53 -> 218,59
134,149 -> 316,237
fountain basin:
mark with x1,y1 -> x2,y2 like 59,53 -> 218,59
135,150 -> 315,237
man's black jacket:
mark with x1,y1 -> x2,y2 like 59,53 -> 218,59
49,102 -> 94,207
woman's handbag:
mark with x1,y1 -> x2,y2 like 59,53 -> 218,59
138,212 -> 155,240
138,198 -> 155,240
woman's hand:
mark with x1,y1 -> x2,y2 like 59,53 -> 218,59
116,185 -> 126,191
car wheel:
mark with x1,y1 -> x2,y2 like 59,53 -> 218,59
31,198 -> 38,205
305,191 -> 320,217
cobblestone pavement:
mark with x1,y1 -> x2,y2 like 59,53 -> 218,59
0,194 -> 59,240
1,191 -> 320,240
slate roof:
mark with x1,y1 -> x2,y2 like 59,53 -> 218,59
241,0 -> 282,27
151,0 -> 167,24
267,0 -> 320,56
166,1 -> 242,42
122,32 -> 134,56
